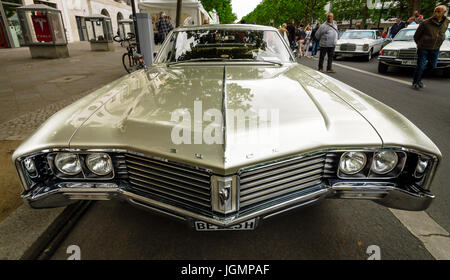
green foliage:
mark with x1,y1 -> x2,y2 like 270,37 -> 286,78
200,0 -> 237,24
331,0 -> 449,24
241,0 -> 329,26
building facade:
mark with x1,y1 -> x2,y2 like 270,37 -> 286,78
0,0 -> 136,48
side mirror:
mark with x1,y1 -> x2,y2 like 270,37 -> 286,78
153,52 -> 157,58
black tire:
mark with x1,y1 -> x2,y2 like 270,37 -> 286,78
378,62 -> 389,74
444,68 -> 450,78
366,49 -> 373,61
122,52 -> 137,74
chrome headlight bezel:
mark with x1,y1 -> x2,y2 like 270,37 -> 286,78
382,49 -> 398,57
339,152 -> 367,175
54,153 -> 82,176
371,151 -> 399,175
86,153 -> 113,176
439,51 -> 450,59
337,150 -> 408,179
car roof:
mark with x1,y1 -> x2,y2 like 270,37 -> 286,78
344,29 -> 377,32
173,24 -> 278,32
404,24 -> 419,29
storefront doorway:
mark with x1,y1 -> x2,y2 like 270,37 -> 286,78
0,0 -> 25,48
0,12 -> 8,47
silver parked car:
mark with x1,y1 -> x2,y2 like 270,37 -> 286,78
13,25 -> 441,231
378,24 -> 450,76
335,29 -> 387,61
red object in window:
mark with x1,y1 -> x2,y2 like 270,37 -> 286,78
382,33 -> 387,38
32,14 -> 53,42
0,21 -> 8,47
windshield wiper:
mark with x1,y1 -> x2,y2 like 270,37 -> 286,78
167,58 -> 283,66
167,58 -> 230,66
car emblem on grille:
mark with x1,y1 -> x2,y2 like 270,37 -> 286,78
212,176 -> 237,214
218,183 -> 231,207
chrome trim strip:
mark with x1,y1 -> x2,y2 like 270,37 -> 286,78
240,157 -> 325,184
241,171 -> 323,195
130,180 -> 211,208
240,179 -> 322,207
128,175 -> 210,202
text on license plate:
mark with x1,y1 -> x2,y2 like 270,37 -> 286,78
402,60 -> 417,65
194,219 -> 256,231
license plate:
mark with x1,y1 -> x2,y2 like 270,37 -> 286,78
194,219 -> 257,231
402,60 -> 417,65
341,53 -> 353,57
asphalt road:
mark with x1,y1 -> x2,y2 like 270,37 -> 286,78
49,55 -> 449,260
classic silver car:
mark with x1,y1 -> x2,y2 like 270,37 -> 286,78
378,25 -> 450,76
335,29 -> 387,61
13,25 -> 441,231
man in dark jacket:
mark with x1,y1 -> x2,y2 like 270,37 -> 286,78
412,5 -> 449,89
287,19 -> 296,51
390,17 -> 405,38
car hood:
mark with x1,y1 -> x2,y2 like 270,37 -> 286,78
338,38 -> 376,44
383,40 -> 450,51
67,64 -> 383,173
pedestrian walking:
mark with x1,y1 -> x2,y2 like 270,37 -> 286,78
287,19 -> 297,51
389,17 -> 406,38
296,24 -> 306,57
303,26 -> 312,57
315,13 -> 338,73
311,23 -> 321,56
412,5 -> 449,89
155,12 -> 174,43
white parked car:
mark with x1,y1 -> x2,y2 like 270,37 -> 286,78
378,25 -> 450,77
335,30 -> 386,61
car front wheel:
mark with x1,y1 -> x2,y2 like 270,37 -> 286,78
366,49 -> 373,61
378,62 -> 389,73
444,68 -> 450,78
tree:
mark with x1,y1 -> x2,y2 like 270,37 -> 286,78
200,0 -> 237,24
241,0 -> 328,26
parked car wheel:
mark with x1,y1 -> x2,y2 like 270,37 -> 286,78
366,49 -> 373,61
378,62 -> 389,74
444,68 -> 450,78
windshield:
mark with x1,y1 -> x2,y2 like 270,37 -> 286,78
341,31 -> 375,39
394,29 -> 417,41
156,29 -> 293,64
394,28 -> 450,41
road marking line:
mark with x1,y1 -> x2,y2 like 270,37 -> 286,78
309,57 -> 411,86
390,209 -> 450,260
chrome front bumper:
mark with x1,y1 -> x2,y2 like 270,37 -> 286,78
23,181 -> 435,229
378,56 -> 450,68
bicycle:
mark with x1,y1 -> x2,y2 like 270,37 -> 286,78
114,33 -> 145,74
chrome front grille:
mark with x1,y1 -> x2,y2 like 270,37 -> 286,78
340,44 -> 356,51
124,154 -> 212,211
399,49 -> 417,60
239,153 -> 327,209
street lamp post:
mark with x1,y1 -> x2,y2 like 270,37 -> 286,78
130,0 -> 140,53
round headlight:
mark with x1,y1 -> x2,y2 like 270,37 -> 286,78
86,153 -> 113,176
55,153 -> 82,175
371,151 -> 398,174
24,158 -> 36,174
339,152 -> 367,175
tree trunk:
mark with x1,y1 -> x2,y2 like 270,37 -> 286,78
407,0 -> 422,17
361,1 -> 369,28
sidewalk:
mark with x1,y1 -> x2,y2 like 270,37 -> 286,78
0,41 -> 129,255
